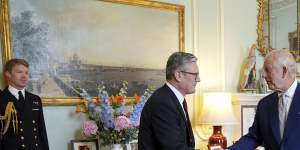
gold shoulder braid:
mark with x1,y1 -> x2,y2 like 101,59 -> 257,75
0,102 -> 18,136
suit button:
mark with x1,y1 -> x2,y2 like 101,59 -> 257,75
32,120 -> 36,124
21,136 -> 24,140
35,143 -> 38,147
21,144 -> 25,148
34,128 -> 37,131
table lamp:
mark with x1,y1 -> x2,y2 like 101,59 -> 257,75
199,92 -> 236,149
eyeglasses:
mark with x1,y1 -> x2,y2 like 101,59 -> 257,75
180,71 -> 199,80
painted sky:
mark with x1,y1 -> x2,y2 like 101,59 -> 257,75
10,0 -> 179,69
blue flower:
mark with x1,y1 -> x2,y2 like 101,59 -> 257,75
130,89 -> 152,126
98,90 -> 114,129
78,81 -> 153,145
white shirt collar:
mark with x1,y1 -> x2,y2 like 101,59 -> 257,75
166,82 -> 185,105
284,80 -> 298,98
8,85 -> 25,100
277,80 -> 298,112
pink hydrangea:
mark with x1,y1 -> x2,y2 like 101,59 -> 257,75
114,116 -> 132,131
82,120 -> 98,137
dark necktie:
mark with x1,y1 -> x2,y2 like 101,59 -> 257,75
18,91 -> 25,106
182,99 -> 194,147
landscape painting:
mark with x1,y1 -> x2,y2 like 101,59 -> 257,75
1,0 -> 184,104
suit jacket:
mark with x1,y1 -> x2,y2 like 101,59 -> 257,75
0,88 -> 49,150
229,83 -> 300,150
138,84 -> 195,150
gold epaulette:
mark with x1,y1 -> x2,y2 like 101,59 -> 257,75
0,102 -> 18,135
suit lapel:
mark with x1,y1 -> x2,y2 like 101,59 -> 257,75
270,93 -> 281,144
282,83 -> 300,140
163,84 -> 194,147
163,85 -> 187,126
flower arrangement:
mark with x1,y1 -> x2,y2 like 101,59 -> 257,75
78,81 -> 152,145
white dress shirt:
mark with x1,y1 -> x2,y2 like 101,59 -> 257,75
8,85 -> 25,100
166,82 -> 187,117
278,79 -> 298,113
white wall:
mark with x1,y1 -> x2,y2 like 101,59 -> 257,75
1,0 -> 258,149
192,0 -> 258,93
223,0 -> 258,92
197,0 -> 224,92
43,107 -> 86,150
194,0 -> 258,149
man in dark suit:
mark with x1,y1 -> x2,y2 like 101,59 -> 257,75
138,52 -> 200,150
228,49 -> 300,150
0,59 -> 49,150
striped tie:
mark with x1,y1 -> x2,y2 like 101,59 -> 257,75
278,94 -> 288,139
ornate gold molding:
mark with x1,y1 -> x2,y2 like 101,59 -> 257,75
42,97 -> 138,106
42,98 -> 84,106
257,0 -> 268,56
0,0 -> 13,63
101,0 -> 185,51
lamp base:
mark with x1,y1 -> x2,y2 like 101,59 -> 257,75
207,125 -> 227,150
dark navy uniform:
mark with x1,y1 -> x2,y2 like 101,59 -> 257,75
0,87 -> 49,150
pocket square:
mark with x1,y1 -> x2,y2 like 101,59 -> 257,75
32,108 -> 39,111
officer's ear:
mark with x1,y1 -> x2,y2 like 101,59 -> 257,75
4,71 -> 11,80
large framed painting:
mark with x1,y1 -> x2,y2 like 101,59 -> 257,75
0,0 -> 184,105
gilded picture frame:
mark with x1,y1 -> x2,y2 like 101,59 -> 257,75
0,0 -> 184,106
257,0 -> 300,76
256,0 -> 268,56
257,0 -> 300,58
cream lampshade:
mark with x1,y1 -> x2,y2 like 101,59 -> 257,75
199,92 -> 237,149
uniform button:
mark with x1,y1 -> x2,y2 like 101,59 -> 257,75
21,136 -> 24,140
35,136 -> 37,139
20,128 -> 23,132
34,128 -> 37,131
19,121 -> 22,124
35,143 -> 38,146
21,144 -> 25,148
32,120 -> 36,124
